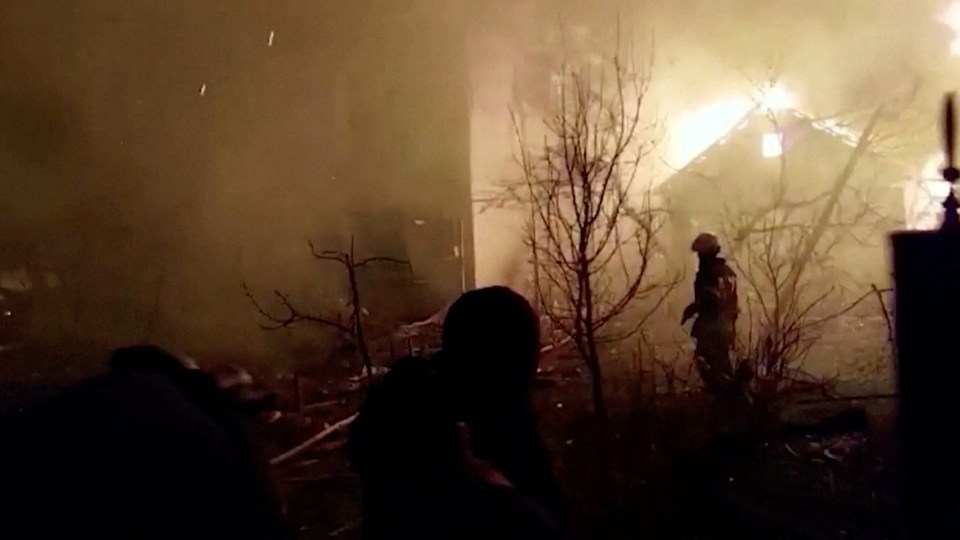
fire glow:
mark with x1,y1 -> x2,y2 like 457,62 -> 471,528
942,2 -> 960,56
664,85 -> 944,233
667,83 -> 795,169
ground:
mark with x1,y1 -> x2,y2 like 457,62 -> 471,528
0,313 -> 902,539
267,368 -> 902,540
269,312 -> 900,539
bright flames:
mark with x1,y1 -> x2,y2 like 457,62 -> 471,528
667,83 -> 796,169
762,132 -> 784,158
758,84 -> 795,112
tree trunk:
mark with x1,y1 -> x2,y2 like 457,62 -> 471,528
581,263 -> 607,419
530,205 -> 542,311
347,260 -> 373,384
586,352 -> 606,418
584,327 -> 617,508
346,237 -> 373,384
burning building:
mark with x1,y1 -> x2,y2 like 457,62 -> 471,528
3,0 -> 957,360
657,104 -> 909,282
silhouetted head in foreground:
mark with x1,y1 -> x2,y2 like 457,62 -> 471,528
439,287 -> 568,528
441,286 -> 541,405
348,287 -> 566,539
0,345 -> 288,540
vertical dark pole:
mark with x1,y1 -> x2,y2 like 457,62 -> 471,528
942,94 -> 960,231
293,372 -> 302,413
892,94 -> 960,537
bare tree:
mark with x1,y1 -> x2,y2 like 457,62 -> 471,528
720,103 -> 901,404
732,209 -> 893,401
244,236 -> 409,383
509,51 -> 676,417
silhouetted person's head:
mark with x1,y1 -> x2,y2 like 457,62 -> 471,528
691,232 -> 722,259
441,287 -> 540,404
1,346 -> 288,539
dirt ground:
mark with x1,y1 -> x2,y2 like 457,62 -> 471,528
265,371 -> 902,540
268,314 -> 902,540
0,313 -> 902,540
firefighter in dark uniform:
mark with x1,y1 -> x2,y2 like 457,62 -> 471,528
682,233 -> 739,396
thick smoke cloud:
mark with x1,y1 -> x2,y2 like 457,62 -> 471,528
471,0 -> 958,285
1,0 -> 956,356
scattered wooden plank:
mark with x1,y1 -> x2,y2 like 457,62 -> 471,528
270,413 -> 358,466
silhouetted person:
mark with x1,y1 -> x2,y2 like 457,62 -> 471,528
682,233 -> 739,397
438,286 -> 567,526
0,346 -> 289,540
347,354 -> 461,539
348,286 -> 566,540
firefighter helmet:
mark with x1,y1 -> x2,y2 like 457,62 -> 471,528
691,232 -> 721,255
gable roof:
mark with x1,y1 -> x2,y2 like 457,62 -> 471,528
667,107 -> 865,180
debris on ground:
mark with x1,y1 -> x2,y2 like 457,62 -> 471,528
784,432 -> 867,463
270,413 -> 358,466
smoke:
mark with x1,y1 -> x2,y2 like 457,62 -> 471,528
1,0 -> 955,358
640,0 -> 947,115
471,0 -> 958,285
1,1 -> 473,359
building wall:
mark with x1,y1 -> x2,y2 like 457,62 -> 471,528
0,1 -> 473,358
466,2 -> 653,288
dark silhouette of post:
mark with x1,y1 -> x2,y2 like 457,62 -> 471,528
891,93 -> 960,537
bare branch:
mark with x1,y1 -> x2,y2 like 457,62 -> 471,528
242,283 -> 352,334
246,237 -> 414,386
354,257 -> 412,269
501,37 -> 668,415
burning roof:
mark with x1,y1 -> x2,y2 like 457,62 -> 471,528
669,106 -> 866,178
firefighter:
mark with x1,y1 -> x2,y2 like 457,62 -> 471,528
681,233 -> 739,397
